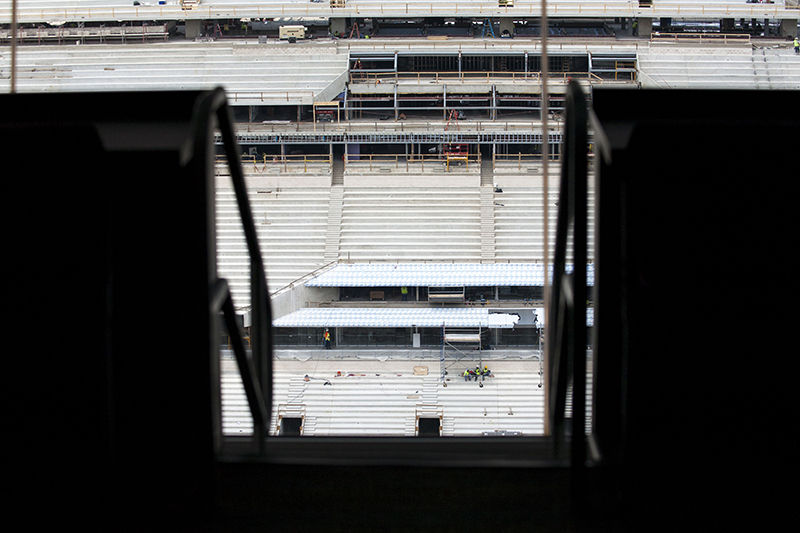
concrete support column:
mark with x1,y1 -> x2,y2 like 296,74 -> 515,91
721,19 -> 735,33
637,17 -> 652,37
185,19 -> 203,39
780,18 -> 797,38
330,18 -> 347,37
498,18 -> 514,38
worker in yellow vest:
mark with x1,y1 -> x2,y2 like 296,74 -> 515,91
324,329 -> 331,349
794,37 -> 799,54
401,286 -> 409,301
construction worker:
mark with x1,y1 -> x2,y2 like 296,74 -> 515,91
475,366 -> 482,381
463,369 -> 470,382
324,329 -> 331,349
467,368 -> 476,381
483,366 -> 491,380
401,286 -> 409,301
794,37 -> 799,54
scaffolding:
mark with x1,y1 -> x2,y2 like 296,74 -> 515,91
440,325 -> 485,385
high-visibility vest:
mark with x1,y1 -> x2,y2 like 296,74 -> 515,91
401,287 -> 408,294
795,39 -> 799,47
324,332 -> 330,341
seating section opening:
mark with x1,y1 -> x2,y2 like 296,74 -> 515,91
279,417 -> 303,436
418,417 -> 441,437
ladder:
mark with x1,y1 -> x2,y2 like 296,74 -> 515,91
480,19 -> 496,38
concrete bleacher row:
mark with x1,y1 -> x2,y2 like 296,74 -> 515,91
3,1 -> 795,25
0,41 -> 348,105
220,358 -> 545,437
215,182 -> 331,306
639,45 -> 800,89
492,167 -> 595,262
339,187 -> 483,262
215,176 -> 592,305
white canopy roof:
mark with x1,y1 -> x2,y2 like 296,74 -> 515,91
273,307 -> 520,329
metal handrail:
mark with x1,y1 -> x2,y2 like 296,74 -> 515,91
351,70 -> 604,84
651,32 -> 752,44
269,258 -> 340,297
547,80 -> 588,470
191,87 -> 272,454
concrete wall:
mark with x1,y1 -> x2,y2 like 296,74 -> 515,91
271,285 -> 338,319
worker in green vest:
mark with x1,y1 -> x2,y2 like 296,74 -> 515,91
401,286 -> 409,301
463,369 -> 470,382
794,37 -> 799,54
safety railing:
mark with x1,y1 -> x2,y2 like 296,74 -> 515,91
0,23 -> 169,42
344,152 -> 481,171
227,90 -> 316,104
494,152 -> 561,170
651,32 -> 752,45
216,153 -> 332,173
351,71 -> 604,84
232,118 -> 564,134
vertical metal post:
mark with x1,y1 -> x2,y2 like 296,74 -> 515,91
525,51 -> 529,78
541,0 -> 551,438
443,84 -> 447,121
11,0 -> 17,94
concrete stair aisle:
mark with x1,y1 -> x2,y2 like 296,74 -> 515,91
324,185 -> 344,262
287,376 -> 307,406
753,48 -> 772,90
480,155 -> 494,186
303,416 -> 317,436
404,416 -> 417,437
441,417 -> 456,437
332,157 -> 344,186
756,47 -> 800,90
480,186 -> 496,261
421,376 -> 440,408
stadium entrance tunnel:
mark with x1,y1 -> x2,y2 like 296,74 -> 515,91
279,417 -> 303,436
417,417 -> 441,437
